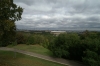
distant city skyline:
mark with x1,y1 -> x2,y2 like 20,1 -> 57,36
17,27 -> 100,31
14,0 -> 100,30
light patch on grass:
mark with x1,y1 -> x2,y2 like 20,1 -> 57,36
8,44 -> 53,56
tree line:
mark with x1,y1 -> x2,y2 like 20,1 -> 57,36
49,31 -> 100,66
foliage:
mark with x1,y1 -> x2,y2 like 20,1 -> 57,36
16,32 -> 55,48
26,35 -> 34,45
16,32 -> 27,44
82,50 -> 100,66
49,33 -> 69,58
0,0 -> 23,46
48,31 -> 100,66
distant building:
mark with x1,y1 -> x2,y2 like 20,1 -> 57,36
50,31 -> 66,36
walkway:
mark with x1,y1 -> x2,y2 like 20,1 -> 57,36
0,47 -> 84,66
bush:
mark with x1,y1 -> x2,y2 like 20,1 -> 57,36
26,34 -> 50,48
49,33 -> 80,58
82,50 -> 100,66
49,31 -> 100,66
26,36 -> 34,45
16,32 -> 27,44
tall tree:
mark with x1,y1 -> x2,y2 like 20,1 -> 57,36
0,0 -> 23,46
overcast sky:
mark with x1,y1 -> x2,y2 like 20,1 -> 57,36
14,0 -> 100,30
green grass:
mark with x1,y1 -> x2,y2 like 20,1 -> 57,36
0,50 -> 66,66
8,44 -> 53,56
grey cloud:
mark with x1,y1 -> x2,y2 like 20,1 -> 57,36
14,0 -> 34,5
86,16 -> 100,22
14,0 -> 100,30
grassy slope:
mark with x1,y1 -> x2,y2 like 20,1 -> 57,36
8,44 -> 53,56
0,50 -> 66,66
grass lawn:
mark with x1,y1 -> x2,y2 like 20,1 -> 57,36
7,44 -> 53,56
0,50 -> 66,66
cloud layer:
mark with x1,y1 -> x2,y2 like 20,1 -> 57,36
14,0 -> 100,30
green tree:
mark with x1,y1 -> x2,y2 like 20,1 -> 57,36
83,50 -> 100,66
0,0 -> 23,46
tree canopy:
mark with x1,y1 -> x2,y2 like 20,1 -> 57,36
0,0 -> 23,46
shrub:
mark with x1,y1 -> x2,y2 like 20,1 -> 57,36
49,31 -> 100,66
16,32 -> 27,44
49,33 -> 80,58
26,36 -> 34,45
82,50 -> 100,66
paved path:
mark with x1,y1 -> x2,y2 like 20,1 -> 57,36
0,47 -> 84,66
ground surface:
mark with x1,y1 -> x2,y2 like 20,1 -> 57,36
8,44 -> 53,56
0,50 -> 66,66
0,46 -> 85,66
